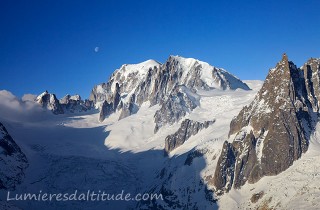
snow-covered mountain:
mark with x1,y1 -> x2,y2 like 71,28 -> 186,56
2,54 -> 320,210
36,91 -> 93,114
90,55 -> 250,122
36,91 -> 64,114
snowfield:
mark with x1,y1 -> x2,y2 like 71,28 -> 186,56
2,80 -> 320,209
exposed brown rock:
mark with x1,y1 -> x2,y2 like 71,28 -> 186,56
214,54 -> 320,193
251,191 -> 264,203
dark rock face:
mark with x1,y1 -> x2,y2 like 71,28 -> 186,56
83,99 -> 94,109
99,101 -> 114,122
213,141 -> 236,194
165,119 -> 215,153
98,83 -> 124,122
301,58 -> 320,112
0,123 -> 28,190
119,94 -> 138,120
113,83 -> 121,110
36,91 -> 64,114
90,56 -> 250,122
184,149 -> 208,166
214,54 -> 320,193
154,85 -> 200,133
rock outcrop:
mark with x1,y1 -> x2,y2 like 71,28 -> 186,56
213,54 -> 320,194
119,94 -> 138,120
36,91 -> 64,114
99,100 -> 114,122
154,85 -> 200,133
165,119 -> 215,153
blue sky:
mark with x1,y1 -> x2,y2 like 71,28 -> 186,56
1,0 -> 320,98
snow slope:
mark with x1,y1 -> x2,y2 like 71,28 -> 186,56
172,56 -> 250,90
9,79 -> 320,209
0,110 -> 159,209
103,81 -> 262,154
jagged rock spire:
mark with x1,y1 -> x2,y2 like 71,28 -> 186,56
36,91 -> 64,114
282,53 -> 288,62
213,54 -> 319,194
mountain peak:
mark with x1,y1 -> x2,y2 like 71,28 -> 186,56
36,91 -> 64,114
270,53 -> 297,76
120,59 -> 161,71
91,55 -> 250,122
36,90 -> 49,100
279,53 -> 290,68
116,59 -> 161,82
282,53 -> 288,62
167,55 -> 250,90
169,55 -> 200,68
214,54 -> 319,193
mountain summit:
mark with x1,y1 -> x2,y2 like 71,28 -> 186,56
90,55 -> 250,122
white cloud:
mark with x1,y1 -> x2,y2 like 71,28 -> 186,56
0,90 -> 51,122
22,94 -> 37,102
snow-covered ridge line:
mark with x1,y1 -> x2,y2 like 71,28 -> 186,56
117,59 -> 161,77
171,55 -> 244,88
90,55 -> 250,123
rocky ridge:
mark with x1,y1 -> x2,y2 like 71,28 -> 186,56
36,91 -> 93,114
165,119 -> 215,153
213,54 -> 320,193
36,91 -> 64,114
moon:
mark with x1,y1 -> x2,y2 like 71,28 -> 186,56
94,47 -> 99,53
